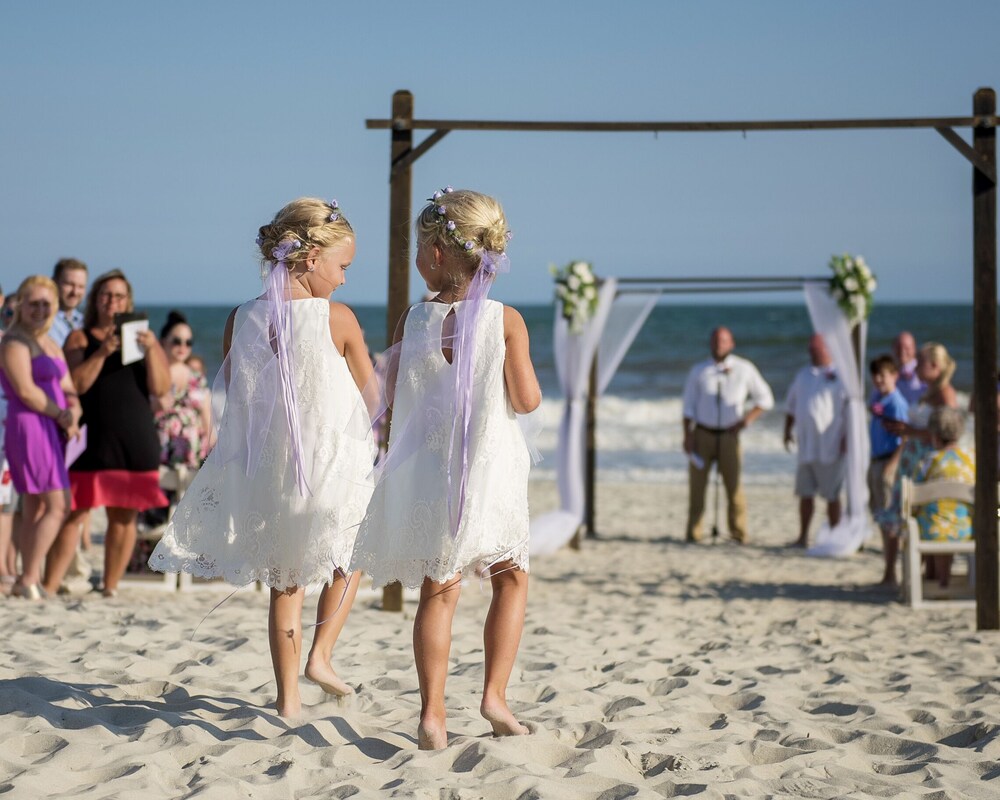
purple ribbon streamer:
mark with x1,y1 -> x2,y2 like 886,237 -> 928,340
266,264 -> 310,496
444,250 -> 510,537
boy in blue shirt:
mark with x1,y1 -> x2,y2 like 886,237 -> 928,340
867,354 -> 909,586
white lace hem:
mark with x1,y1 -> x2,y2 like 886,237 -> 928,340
352,537 -> 530,590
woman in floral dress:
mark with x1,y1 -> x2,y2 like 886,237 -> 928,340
153,310 -> 211,469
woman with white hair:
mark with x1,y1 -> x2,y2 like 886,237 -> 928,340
913,406 -> 974,588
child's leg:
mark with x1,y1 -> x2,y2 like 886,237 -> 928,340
413,574 -> 462,750
879,527 -> 899,586
269,585 -> 306,717
481,561 -> 530,737
304,570 -> 360,696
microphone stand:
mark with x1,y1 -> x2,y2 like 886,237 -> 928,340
712,372 -> 723,543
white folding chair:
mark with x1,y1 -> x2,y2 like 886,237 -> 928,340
900,477 -> 976,609
120,465 -> 202,592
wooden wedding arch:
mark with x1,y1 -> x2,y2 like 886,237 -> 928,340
366,89 -> 999,630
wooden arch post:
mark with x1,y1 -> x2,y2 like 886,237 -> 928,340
972,87 -> 998,631
380,90 -> 413,612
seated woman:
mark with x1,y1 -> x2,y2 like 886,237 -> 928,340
152,310 -> 211,470
914,406 -> 974,588
136,312 -> 211,538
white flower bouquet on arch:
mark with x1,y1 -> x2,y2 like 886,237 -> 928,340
828,253 -> 876,325
550,260 -> 599,334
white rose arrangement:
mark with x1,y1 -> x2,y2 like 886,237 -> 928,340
550,260 -> 599,334
828,254 -> 876,325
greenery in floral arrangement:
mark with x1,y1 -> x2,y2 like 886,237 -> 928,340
550,260 -> 599,334
828,253 -> 876,325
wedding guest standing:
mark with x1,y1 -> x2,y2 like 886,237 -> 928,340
783,334 -> 849,547
49,258 -> 88,348
0,277 -> 82,599
45,270 -> 170,597
682,326 -> 774,544
893,331 -> 926,406
50,258 -> 94,560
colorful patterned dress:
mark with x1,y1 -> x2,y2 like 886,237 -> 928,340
155,368 -> 209,468
914,447 -> 975,541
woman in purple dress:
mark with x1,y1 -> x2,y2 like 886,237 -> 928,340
0,276 -> 82,599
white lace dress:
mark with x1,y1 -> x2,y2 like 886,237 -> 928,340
349,300 -> 530,588
149,298 -> 375,590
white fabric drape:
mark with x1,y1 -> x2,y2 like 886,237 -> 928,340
803,282 -> 871,557
597,292 -> 662,394
530,279 -> 617,555
530,285 -> 661,555
530,281 -> 660,555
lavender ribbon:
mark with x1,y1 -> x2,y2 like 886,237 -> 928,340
444,250 -> 510,537
267,263 -> 310,496
212,263 -> 310,496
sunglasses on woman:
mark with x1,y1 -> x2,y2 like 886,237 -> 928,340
170,337 -> 194,347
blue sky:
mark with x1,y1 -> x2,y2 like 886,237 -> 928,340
1,1 -> 997,307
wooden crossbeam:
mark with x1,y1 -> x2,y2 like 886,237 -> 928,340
368,115 -> 999,133
937,127 -> 997,183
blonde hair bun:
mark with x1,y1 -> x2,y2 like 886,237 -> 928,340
256,197 -> 354,269
415,189 -> 510,269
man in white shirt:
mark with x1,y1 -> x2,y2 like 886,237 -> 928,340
682,327 -> 774,543
783,334 -> 849,547
49,258 -> 88,347
893,330 -> 925,406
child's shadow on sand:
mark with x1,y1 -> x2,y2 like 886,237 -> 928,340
0,675 -> 404,758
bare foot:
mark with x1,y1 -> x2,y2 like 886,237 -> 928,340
787,538 -> 808,549
418,715 -> 448,750
275,698 -> 302,719
304,659 -> 352,697
481,699 -> 529,738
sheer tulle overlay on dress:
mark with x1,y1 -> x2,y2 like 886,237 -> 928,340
349,300 -> 531,589
149,298 -> 375,590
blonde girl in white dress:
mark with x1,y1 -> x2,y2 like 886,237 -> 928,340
350,188 -> 541,749
150,198 -> 375,717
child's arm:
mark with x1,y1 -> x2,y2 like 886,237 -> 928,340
329,302 -> 373,393
379,307 -> 410,409
502,306 -> 541,414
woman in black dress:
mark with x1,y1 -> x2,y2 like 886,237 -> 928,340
44,270 -> 170,596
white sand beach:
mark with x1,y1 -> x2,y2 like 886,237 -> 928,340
2,480 -> 998,799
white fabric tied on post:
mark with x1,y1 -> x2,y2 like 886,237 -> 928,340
529,280 -> 660,555
803,282 -> 871,557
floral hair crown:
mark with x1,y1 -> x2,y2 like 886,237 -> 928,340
427,187 -> 514,256
429,186 -> 476,251
255,199 -> 346,262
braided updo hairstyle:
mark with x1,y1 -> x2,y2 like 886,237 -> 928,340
415,190 -> 510,273
256,197 -> 354,272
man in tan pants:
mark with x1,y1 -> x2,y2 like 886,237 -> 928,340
682,327 -> 773,543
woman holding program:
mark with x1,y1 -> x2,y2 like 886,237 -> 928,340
48,270 -> 170,597
350,187 -> 541,750
150,197 -> 376,718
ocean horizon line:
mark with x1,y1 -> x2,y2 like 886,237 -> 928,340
141,299 -> 981,309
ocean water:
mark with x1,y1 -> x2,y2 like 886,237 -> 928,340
145,302 -> 976,484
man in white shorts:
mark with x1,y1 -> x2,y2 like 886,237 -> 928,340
783,334 -> 849,547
